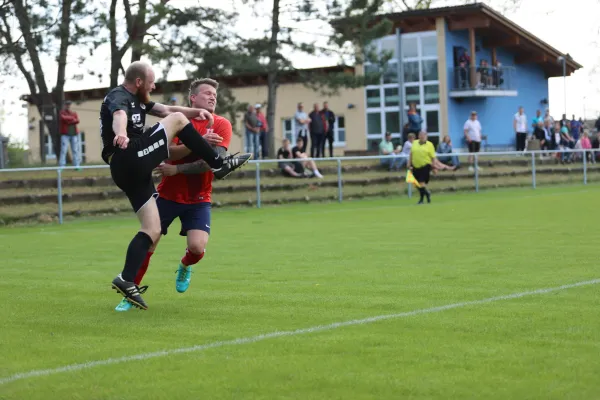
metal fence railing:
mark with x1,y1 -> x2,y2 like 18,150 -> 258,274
0,149 -> 596,225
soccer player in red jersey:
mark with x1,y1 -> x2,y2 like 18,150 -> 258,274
115,78 -> 231,311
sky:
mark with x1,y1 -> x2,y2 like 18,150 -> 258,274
1,0 -> 599,143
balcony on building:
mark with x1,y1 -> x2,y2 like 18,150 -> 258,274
449,65 -> 517,98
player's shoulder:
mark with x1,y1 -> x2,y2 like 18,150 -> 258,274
213,114 -> 232,126
105,85 -> 130,101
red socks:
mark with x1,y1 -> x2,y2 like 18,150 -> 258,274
133,249 -> 204,285
134,251 -> 153,285
181,248 -> 205,267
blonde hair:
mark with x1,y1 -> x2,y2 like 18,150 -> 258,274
189,78 -> 219,96
407,133 -> 416,140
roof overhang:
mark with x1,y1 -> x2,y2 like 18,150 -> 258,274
22,65 -> 355,104
334,3 -> 582,77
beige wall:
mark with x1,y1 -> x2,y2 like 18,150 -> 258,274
28,83 -> 367,164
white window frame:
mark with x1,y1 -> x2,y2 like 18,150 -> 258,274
283,116 -> 347,148
364,31 -> 440,143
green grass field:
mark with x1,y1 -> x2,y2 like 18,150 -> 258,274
1,185 -> 599,399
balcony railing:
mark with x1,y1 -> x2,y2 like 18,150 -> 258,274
449,66 -> 517,97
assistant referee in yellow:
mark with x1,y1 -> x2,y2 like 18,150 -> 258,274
407,131 -> 436,204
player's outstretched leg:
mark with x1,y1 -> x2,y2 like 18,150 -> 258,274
111,198 -> 161,310
115,251 -> 154,311
175,249 -> 204,293
160,113 -> 252,179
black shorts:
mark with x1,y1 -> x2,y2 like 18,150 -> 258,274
109,123 -> 169,212
468,141 -> 481,153
412,164 -> 431,184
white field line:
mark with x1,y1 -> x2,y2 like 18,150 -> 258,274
1,278 -> 598,386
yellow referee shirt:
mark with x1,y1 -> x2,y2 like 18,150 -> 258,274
410,140 -> 435,168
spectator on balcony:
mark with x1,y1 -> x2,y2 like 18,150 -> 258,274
58,100 -> 81,168
436,135 -> 460,168
570,115 -> 582,141
292,137 -> 324,178
379,132 -> 404,171
295,103 -> 310,153
513,106 -> 528,152
255,103 -> 269,159
457,60 -> 469,89
464,111 -> 482,172
277,138 -> 303,178
308,103 -> 325,158
492,60 -> 504,87
477,60 -> 492,88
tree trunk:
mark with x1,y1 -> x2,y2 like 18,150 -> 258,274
55,0 -> 73,109
109,0 -> 120,87
266,0 -> 280,158
130,0 -> 147,62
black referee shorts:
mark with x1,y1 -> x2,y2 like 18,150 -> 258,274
109,123 -> 169,212
468,141 -> 481,153
412,164 -> 431,184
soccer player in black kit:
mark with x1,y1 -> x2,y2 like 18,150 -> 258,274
101,61 -> 251,310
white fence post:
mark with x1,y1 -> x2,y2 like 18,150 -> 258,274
57,169 -> 63,224
255,162 -> 261,208
583,149 -> 588,185
337,158 -> 343,203
531,152 -> 536,189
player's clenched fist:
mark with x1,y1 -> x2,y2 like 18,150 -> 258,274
194,109 -> 214,128
113,133 -> 129,149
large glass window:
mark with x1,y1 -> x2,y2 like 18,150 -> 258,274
423,85 -> 439,104
384,88 -> 400,107
367,113 -> 382,135
366,89 -> 381,108
385,111 -> 400,134
364,32 -> 440,144
421,36 -> 438,57
422,60 -> 438,81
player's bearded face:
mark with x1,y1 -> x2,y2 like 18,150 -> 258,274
137,80 -> 152,104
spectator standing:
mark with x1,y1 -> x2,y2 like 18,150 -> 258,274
320,101 -> 336,158
559,121 -> 575,163
244,104 -> 260,160
560,114 -> 569,128
58,100 -> 81,168
594,115 -> 600,133
513,106 -> 528,152
255,103 -> 269,159
406,103 -> 423,140
294,103 -> 310,153
464,110 -> 482,172
308,103 -> 325,158
580,131 -> 593,163
532,110 -> 544,129
544,109 -> 554,126
292,137 -> 324,178
570,115 -> 582,141
437,135 -> 460,168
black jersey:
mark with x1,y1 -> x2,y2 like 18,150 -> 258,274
100,85 -> 155,163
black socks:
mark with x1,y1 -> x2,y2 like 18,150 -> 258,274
418,187 -> 431,203
418,187 -> 425,202
121,232 -> 153,282
177,123 -> 223,169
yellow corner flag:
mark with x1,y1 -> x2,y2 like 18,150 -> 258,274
406,170 -> 421,188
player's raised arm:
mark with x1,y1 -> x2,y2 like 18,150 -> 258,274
149,103 -> 214,127
112,110 -> 129,149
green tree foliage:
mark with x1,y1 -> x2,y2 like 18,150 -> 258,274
0,0 -> 95,162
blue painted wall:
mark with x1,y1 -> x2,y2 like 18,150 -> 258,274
444,22 -> 549,149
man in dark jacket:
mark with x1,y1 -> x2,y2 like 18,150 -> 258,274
320,101 -> 336,158
308,103 -> 325,158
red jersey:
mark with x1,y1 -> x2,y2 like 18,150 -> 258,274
157,115 -> 232,204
